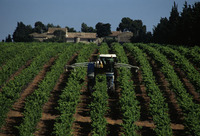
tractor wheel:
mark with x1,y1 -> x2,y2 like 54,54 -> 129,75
88,85 -> 93,92
88,77 -> 95,92
108,83 -> 115,95
111,83 -> 115,92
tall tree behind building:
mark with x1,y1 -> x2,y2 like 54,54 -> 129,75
34,21 -> 47,33
95,22 -> 111,37
81,23 -> 96,32
65,26 -> 76,32
13,22 -> 33,42
117,17 -> 152,43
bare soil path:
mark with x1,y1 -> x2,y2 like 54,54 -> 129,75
126,53 -> 155,136
102,50 -> 123,136
33,54 -> 78,136
147,57 -> 186,136
106,72 -> 123,136
0,59 -> 32,92
127,51 -> 187,136
72,50 -> 98,136
193,64 -> 200,74
0,57 -> 56,136
72,82 -> 91,136
170,61 -> 200,104
6,60 -> 33,84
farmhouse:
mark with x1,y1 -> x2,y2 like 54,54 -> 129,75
30,32 -> 48,42
30,28 -> 133,43
66,32 -> 97,43
106,31 -> 133,43
106,31 -> 121,40
47,28 -> 68,37
30,27 -> 97,43
117,32 -> 133,43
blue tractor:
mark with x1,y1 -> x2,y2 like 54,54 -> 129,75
66,54 -> 139,92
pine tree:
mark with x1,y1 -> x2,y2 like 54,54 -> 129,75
168,2 -> 180,44
5,34 -> 12,42
13,22 -> 33,42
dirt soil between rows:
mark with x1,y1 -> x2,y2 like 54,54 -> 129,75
169,60 -> 200,104
126,50 -> 187,136
72,49 -> 98,136
147,56 -> 186,136
0,57 -> 56,136
72,81 -> 91,136
126,52 -> 156,136
1,47 -> 197,136
0,59 -> 32,92
33,53 -> 78,136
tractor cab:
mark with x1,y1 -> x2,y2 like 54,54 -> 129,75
65,53 -> 139,92
96,54 -> 117,73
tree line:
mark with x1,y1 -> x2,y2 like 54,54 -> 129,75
2,19 -> 147,43
153,2 -> 200,46
2,2 -> 200,46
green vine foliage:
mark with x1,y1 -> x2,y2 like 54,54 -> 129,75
138,43 -> 200,136
17,44 -> 81,136
90,75 -> 108,136
0,43 -> 63,128
53,44 -> 97,136
125,43 -> 173,136
112,43 -> 140,136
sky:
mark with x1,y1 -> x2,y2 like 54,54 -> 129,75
0,0 -> 199,41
